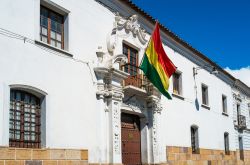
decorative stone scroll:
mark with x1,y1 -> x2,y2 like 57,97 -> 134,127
107,13 -> 147,53
115,14 -> 147,45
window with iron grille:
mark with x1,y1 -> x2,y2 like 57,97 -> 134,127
172,72 -> 182,95
237,104 -> 241,125
40,6 -> 64,49
222,95 -> 227,114
123,44 -> 138,76
201,84 -> 208,106
191,126 -> 199,154
224,132 -> 230,155
9,90 -> 41,148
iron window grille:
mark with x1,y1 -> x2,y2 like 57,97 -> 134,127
9,90 -> 41,148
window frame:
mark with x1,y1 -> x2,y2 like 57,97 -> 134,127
122,43 -> 139,76
191,125 -> 199,154
237,103 -> 241,125
40,5 -> 64,49
222,95 -> 227,114
224,132 -> 230,155
172,71 -> 182,96
9,90 -> 41,148
201,84 -> 209,106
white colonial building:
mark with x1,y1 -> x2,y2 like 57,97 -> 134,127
0,0 -> 249,165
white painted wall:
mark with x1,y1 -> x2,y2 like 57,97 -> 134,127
0,0 -> 117,163
160,49 -> 236,150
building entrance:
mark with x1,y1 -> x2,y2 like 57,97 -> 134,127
121,113 -> 141,165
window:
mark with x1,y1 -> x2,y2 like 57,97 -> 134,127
172,72 -> 182,95
9,90 -> 41,148
222,95 -> 227,114
224,132 -> 230,155
191,126 -> 199,154
237,104 -> 241,125
123,44 -> 138,76
40,6 -> 64,49
248,103 -> 250,121
201,84 -> 208,105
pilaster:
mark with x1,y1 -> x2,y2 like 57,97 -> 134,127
95,66 -> 128,164
147,90 -> 163,164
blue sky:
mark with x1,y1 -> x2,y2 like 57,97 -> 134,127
131,0 -> 250,70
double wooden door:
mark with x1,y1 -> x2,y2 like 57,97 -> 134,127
121,113 -> 141,165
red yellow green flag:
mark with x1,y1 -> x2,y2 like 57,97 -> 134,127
140,22 -> 177,99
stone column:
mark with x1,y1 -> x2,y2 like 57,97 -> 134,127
96,71 -> 110,164
147,95 -> 162,164
95,67 -> 128,165
108,91 -> 123,164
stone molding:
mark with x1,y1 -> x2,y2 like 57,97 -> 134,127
95,67 -> 128,101
123,96 -> 145,113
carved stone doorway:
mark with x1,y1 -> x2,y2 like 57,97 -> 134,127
121,113 -> 142,165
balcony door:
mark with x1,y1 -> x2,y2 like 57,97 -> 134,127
123,44 -> 139,76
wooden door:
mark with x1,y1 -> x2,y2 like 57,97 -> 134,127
121,113 -> 141,165
239,137 -> 244,161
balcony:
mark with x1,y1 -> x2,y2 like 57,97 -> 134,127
121,64 -> 152,96
237,115 -> 246,130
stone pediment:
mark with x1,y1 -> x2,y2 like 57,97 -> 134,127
107,13 -> 148,53
115,14 -> 147,45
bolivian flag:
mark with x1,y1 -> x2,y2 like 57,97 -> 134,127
140,22 -> 177,99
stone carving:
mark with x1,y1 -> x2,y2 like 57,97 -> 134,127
147,96 -> 162,163
152,113 -> 159,161
115,14 -> 147,45
96,87 -> 123,101
112,91 -> 124,100
233,93 -> 242,102
124,100 -> 145,113
96,84 -> 112,98
113,102 -> 121,154
107,13 -> 147,53
96,13 -> 148,69
96,46 -> 128,69
151,99 -> 163,114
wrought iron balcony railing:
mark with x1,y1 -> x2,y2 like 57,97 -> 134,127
237,115 -> 246,130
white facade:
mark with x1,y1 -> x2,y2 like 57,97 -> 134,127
0,0 -> 249,164
232,83 -> 250,151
